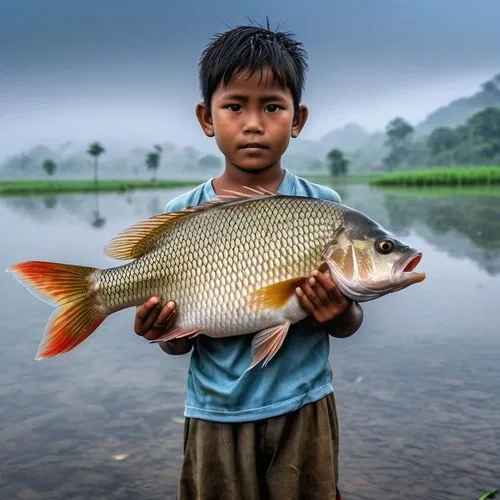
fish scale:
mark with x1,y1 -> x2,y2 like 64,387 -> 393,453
97,196 -> 340,336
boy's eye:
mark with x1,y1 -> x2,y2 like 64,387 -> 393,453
265,104 -> 280,112
227,104 -> 241,112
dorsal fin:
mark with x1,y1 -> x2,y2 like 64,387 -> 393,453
104,185 -> 277,260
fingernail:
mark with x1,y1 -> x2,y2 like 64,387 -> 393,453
312,270 -> 319,277
309,277 -> 315,286
296,287 -> 303,297
166,301 -> 175,309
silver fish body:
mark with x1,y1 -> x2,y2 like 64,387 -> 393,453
9,189 -> 425,366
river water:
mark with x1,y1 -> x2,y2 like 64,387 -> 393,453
0,183 -> 499,499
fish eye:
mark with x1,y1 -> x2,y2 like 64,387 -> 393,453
376,239 -> 395,254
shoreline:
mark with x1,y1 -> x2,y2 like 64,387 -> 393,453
369,166 -> 500,187
1,166 -> 499,195
0,179 -> 203,195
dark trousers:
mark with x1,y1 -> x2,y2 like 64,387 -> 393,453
177,394 -> 342,500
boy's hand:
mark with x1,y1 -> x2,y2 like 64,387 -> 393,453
134,297 -> 193,354
295,269 -> 351,324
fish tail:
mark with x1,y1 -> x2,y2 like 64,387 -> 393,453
8,261 -> 106,360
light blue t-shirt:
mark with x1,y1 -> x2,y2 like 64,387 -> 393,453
164,169 -> 343,422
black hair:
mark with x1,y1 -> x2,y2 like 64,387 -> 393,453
198,20 -> 308,110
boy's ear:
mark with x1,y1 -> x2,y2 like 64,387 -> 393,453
196,102 -> 214,137
291,105 -> 309,138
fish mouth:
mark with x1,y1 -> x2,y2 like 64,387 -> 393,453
392,251 -> 426,287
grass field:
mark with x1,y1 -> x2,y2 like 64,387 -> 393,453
0,179 -> 202,195
300,174 -> 375,185
1,166 -> 499,195
370,166 -> 500,187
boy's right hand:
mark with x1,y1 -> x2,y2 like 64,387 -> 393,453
134,297 -> 193,355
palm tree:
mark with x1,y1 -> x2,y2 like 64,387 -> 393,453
146,151 -> 161,182
326,148 -> 349,177
42,159 -> 57,177
87,142 -> 105,185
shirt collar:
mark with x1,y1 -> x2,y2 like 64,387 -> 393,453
205,168 -> 295,200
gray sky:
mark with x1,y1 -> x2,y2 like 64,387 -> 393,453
1,0 -> 499,158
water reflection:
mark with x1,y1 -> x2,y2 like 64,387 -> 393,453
147,196 -> 164,217
380,190 -> 500,275
91,190 -> 106,229
43,195 -> 58,210
0,189 -> 175,231
0,185 -> 499,500
2,193 -> 103,228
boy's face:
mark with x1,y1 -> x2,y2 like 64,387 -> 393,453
196,67 -> 308,173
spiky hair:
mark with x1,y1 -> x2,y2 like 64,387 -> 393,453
199,20 -> 308,110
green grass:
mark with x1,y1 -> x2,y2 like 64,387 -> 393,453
300,173 -> 375,185
0,179 -> 203,195
370,166 -> 500,187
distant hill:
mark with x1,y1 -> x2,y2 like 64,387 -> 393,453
327,72 -> 500,171
288,72 -> 500,166
415,73 -> 500,136
287,122 -> 369,157
285,122 -> 387,174
318,122 -> 369,152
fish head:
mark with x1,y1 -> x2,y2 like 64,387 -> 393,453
323,207 -> 426,302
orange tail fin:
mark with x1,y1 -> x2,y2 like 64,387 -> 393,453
8,261 -> 106,360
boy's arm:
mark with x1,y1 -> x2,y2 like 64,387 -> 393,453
323,301 -> 363,338
158,337 -> 193,355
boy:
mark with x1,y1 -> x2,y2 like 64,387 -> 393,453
134,24 -> 363,500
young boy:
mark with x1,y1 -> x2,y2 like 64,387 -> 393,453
134,24 -> 363,500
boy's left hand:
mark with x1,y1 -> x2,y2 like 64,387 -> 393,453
295,269 -> 351,324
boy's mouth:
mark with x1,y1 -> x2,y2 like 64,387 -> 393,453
239,143 -> 268,150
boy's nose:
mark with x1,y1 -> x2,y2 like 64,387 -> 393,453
243,113 -> 264,134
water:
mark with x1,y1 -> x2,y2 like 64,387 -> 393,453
1,184 -> 499,500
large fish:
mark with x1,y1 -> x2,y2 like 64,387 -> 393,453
8,187 -> 425,370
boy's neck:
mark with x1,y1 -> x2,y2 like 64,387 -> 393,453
212,162 -> 286,196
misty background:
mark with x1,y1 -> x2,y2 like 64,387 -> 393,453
1,0 -> 500,179
2,4 -> 500,498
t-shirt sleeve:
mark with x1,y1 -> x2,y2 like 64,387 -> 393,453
164,195 -> 192,214
294,176 -> 343,204
319,187 -> 342,204
164,199 -> 178,213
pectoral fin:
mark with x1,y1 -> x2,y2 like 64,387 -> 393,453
247,277 -> 307,311
148,327 -> 202,343
246,321 -> 291,371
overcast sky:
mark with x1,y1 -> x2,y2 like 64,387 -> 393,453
1,0 -> 499,158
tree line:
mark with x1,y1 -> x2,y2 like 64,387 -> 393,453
325,105 -> 500,177
382,106 -> 500,170
326,74 -> 500,176
41,143 -> 223,182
